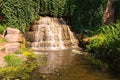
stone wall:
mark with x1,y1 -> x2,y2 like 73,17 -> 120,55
1,27 -> 23,53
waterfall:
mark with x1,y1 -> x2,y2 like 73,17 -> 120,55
27,16 -> 78,51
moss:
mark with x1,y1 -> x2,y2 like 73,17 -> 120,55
4,54 -> 22,67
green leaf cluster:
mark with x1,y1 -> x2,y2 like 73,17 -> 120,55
0,0 -> 39,32
86,22 -> 120,73
0,0 -> 119,34
0,24 -> 6,34
4,54 -> 22,67
37,0 -> 75,17
70,0 -> 108,33
0,59 -> 37,80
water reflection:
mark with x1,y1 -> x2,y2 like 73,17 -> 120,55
33,49 -> 120,80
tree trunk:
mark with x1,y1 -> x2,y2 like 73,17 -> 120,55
103,0 -> 115,24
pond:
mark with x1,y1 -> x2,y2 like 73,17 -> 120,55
31,48 -> 120,80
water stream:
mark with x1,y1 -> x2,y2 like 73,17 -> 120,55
31,49 -> 120,80
29,16 -> 119,80
31,16 -> 78,51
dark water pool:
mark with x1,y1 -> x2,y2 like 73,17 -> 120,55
31,48 -> 120,80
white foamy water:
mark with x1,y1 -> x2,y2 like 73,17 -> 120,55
31,16 -> 78,51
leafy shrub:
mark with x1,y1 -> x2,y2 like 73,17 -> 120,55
15,47 -> 28,54
86,34 -> 105,53
1,0 -> 39,32
0,25 -> 6,34
23,51 -> 35,58
0,0 -> 109,33
4,54 -> 22,67
69,0 -> 107,33
38,0 -> 75,17
0,59 -> 37,80
86,22 -> 120,73
15,47 -> 35,58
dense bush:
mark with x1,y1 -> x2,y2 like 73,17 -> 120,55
86,22 -> 120,73
0,0 -> 39,32
0,59 -> 37,80
38,0 -> 75,17
15,47 -> 35,58
70,0 -> 108,33
0,0 -> 120,33
0,0 -> 108,33
34,0 -> 108,33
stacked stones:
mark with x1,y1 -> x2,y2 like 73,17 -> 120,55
24,16 -> 78,50
4,27 -> 23,53
24,26 -> 36,48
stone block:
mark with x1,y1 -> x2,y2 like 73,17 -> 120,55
6,27 -> 20,34
5,34 -> 23,42
5,43 -> 20,53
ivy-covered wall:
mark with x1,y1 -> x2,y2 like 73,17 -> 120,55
0,0 -> 39,32
0,0 -> 120,33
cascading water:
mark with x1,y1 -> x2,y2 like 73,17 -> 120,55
29,16 -> 78,51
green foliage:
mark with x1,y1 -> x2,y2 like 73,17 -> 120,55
15,47 -> 28,54
0,0 -> 39,32
0,25 -> 6,34
0,59 -> 37,80
86,34 -> 105,52
0,0 -> 120,33
86,22 -> 120,73
4,54 -> 22,67
0,0 -> 76,32
70,0 -> 107,33
32,0 -> 109,33
15,47 -> 35,58
23,51 -> 35,58
37,0 -> 75,17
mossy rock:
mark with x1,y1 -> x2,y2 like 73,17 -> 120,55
24,32 -> 35,42
25,41 -> 32,48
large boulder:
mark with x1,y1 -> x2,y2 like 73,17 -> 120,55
5,43 -> 20,53
5,34 -> 23,42
6,27 -> 20,34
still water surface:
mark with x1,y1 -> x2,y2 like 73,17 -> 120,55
32,48 -> 120,80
